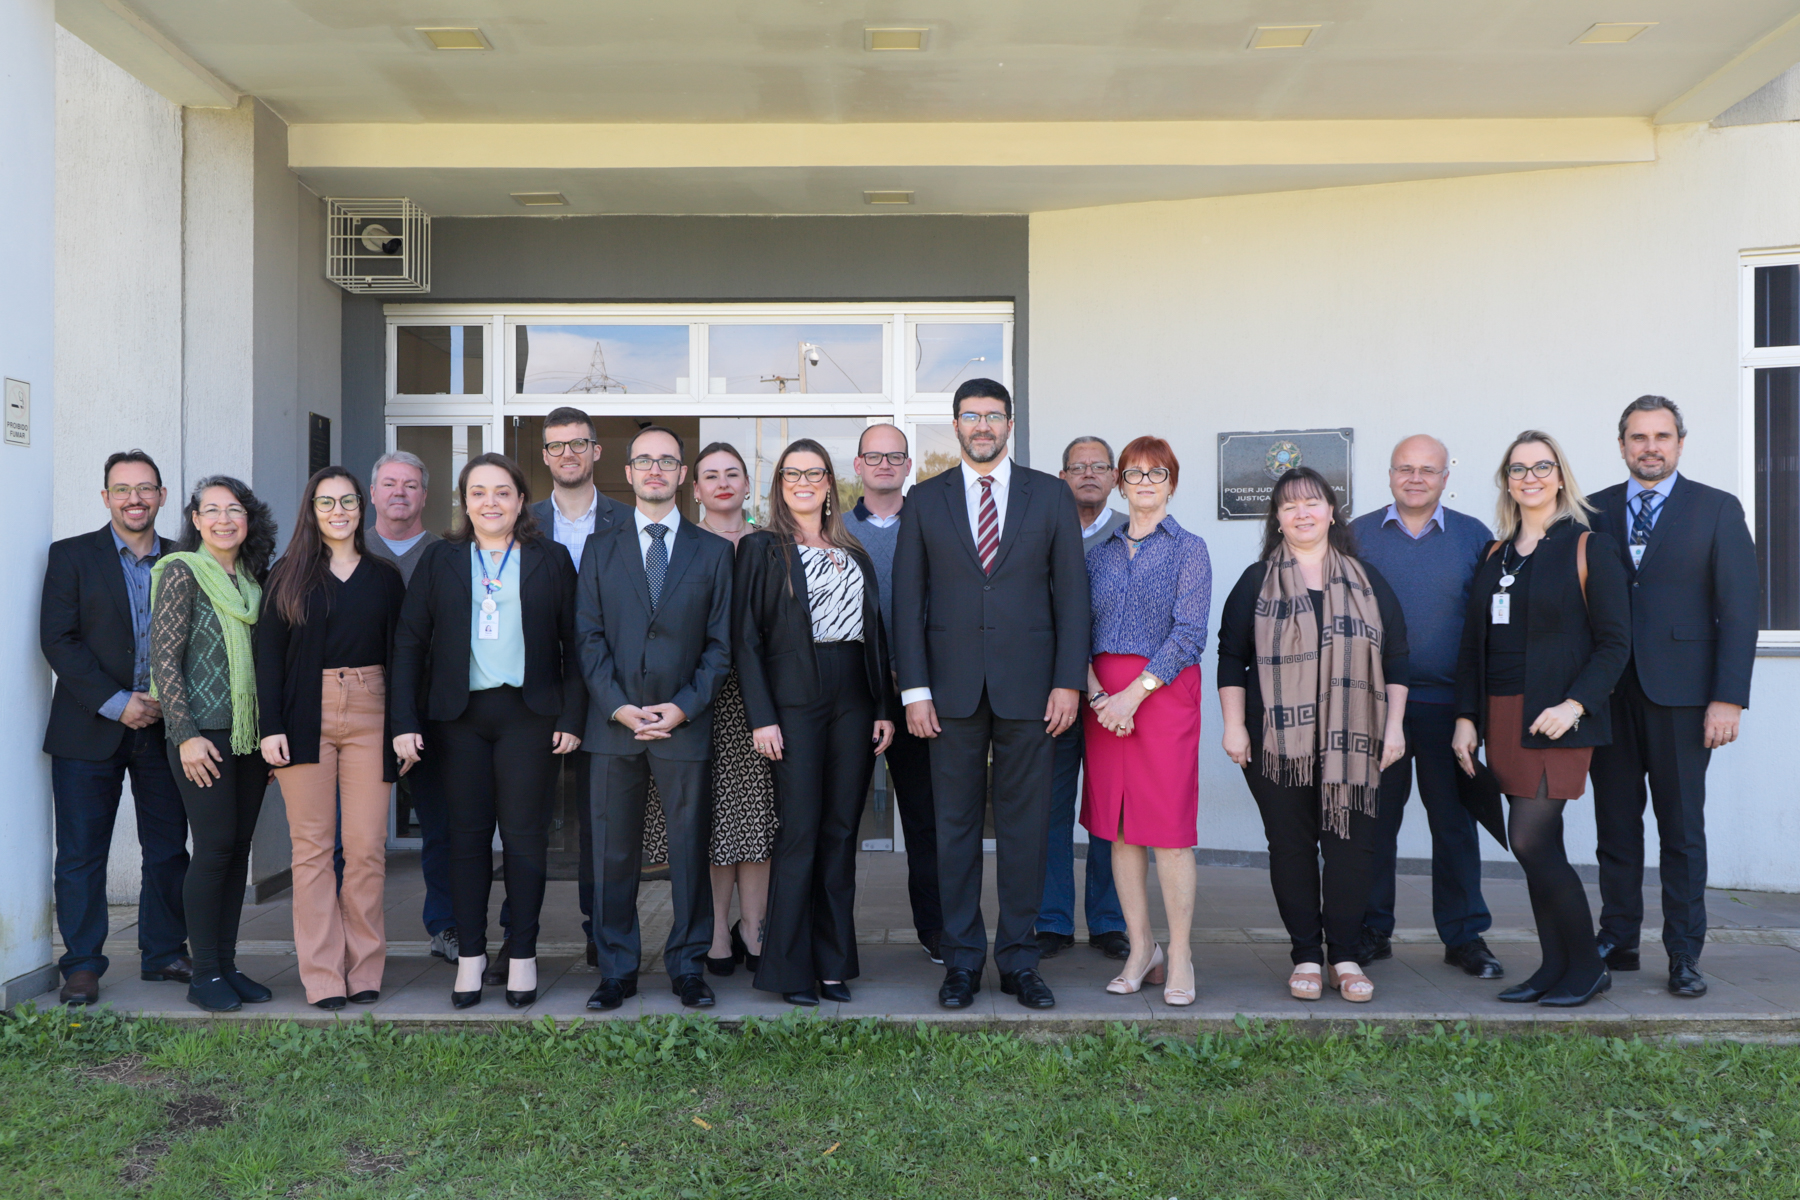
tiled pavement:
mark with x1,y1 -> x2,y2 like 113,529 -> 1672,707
35,852 -> 1800,1034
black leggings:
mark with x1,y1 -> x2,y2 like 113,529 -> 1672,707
432,686 -> 559,959
1244,766 -> 1381,965
1508,794 -> 1606,994
167,730 -> 266,977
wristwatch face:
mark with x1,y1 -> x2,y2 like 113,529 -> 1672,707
1141,675 -> 1159,691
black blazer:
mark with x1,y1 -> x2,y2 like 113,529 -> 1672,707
389,535 -> 586,737
892,463 -> 1092,721
1588,475 -> 1758,709
40,526 -> 150,760
575,515 -> 734,760
1453,521 -> 1632,750
255,557 -> 407,780
733,531 -> 892,732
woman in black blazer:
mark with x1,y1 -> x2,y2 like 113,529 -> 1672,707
1453,430 -> 1630,1008
735,439 -> 893,1006
390,453 -> 586,1010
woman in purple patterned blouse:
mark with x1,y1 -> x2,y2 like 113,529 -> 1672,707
1082,436 -> 1212,1006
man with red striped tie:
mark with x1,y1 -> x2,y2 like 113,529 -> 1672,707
893,379 -> 1092,1010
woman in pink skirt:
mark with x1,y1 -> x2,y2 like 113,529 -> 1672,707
1082,436 -> 1212,1006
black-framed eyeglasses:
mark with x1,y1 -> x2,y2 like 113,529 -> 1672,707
1064,461 -> 1113,476
312,494 -> 363,512
779,467 -> 829,484
107,484 -> 163,500
545,438 -> 594,457
859,451 -> 907,466
627,455 -> 682,472
1505,460 -> 1559,480
1120,466 -> 1170,484
955,411 -> 1010,428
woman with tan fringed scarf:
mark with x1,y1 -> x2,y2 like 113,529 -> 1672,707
1218,467 -> 1411,1004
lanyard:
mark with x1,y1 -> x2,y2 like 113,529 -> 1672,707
476,539 -> 515,612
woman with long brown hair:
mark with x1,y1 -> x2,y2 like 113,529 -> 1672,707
256,466 -> 406,1010
734,439 -> 893,1005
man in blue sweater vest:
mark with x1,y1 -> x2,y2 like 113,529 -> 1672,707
1349,435 -> 1504,979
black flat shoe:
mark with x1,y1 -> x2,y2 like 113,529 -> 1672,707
140,955 -> 193,984
1088,931 -> 1130,961
349,990 -> 379,1005
1446,938 -> 1505,980
1497,981 -> 1551,1003
1669,954 -> 1708,997
187,975 -> 242,1013
1000,968 -> 1056,1010
1361,930 -> 1394,962
818,981 -> 852,1004
505,989 -> 537,1008
938,966 -> 980,1009
1596,936 -> 1640,972
1035,931 -> 1075,959
731,921 -> 761,972
1540,969 -> 1612,1008
587,977 -> 637,1010
671,974 -> 715,1008
483,941 -> 513,986
220,967 -> 272,1004
313,996 -> 347,1011
783,988 -> 820,1006
919,929 -> 945,965
704,954 -> 737,977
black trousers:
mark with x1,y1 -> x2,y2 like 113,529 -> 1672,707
1591,664 -> 1713,960
882,683 -> 942,939
590,750 -> 710,980
166,730 -> 266,977
755,643 -> 878,992
498,751 -> 592,946
432,686 -> 559,959
1244,764 -> 1381,966
930,688 -> 1056,975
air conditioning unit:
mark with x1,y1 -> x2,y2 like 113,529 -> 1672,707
325,197 -> 430,293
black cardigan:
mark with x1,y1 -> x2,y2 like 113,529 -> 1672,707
1452,520 -> 1631,750
389,535 -> 586,737
733,531 -> 891,732
255,556 -> 407,780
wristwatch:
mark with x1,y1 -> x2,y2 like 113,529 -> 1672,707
1090,690 -> 1108,705
1138,674 -> 1161,693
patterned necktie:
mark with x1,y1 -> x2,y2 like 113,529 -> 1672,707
645,524 -> 669,610
1631,491 -> 1662,549
976,475 -> 999,575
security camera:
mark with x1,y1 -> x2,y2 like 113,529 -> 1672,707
359,223 -> 403,255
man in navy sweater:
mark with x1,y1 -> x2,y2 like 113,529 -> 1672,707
1350,435 -> 1503,978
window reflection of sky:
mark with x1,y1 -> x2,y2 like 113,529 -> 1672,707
520,326 -> 687,394
915,324 -> 1004,393
709,325 -> 882,394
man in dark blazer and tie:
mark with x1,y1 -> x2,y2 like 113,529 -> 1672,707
1589,395 -> 1758,998
894,379 -> 1092,1010
39,451 -> 192,1005
576,426 -> 734,1011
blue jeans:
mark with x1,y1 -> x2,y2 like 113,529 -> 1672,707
408,758 -> 456,937
1038,723 -> 1124,937
51,725 -> 190,978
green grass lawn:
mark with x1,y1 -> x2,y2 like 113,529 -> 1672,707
2,1004 -> 1797,1199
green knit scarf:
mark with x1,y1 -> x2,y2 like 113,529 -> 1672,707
151,550 -> 263,754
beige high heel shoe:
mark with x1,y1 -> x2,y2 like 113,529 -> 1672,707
1105,943 -> 1166,994
1329,961 -> 1375,1003
1289,963 -> 1323,1001
1163,958 -> 1196,1007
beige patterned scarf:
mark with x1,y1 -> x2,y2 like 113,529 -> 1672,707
1253,548 -> 1388,837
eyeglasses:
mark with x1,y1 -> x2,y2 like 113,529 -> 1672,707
627,455 -> 682,472
312,494 -> 363,512
779,467 -> 829,484
1506,460 -> 1559,480
1121,466 -> 1170,484
107,484 -> 163,500
955,412 -> 1011,428
1064,461 -> 1113,476
859,451 -> 908,466
1389,466 -> 1444,479
544,438 -> 594,457
197,505 -> 247,521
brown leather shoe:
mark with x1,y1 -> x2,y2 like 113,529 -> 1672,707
60,970 -> 100,1006
141,955 -> 194,983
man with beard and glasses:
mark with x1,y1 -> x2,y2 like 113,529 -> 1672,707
893,380 -> 1091,1011
577,426 -> 734,1011
1589,396 -> 1758,999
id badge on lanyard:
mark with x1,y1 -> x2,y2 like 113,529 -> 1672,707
477,540 -> 514,640
1490,592 -> 1511,625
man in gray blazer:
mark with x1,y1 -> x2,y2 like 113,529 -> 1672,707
576,426 -> 734,1011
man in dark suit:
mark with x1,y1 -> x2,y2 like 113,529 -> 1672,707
576,426 -> 734,1011
39,450 -> 192,1005
894,379 -> 1092,1010
1589,395 -> 1758,998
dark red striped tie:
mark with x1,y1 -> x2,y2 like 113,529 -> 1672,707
977,475 -> 999,574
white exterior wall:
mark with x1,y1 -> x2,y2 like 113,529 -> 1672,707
1029,120 -> 1800,892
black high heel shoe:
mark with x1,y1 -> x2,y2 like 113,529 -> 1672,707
731,921 -> 761,972
783,987 -> 820,1006
818,981 -> 852,1004
1539,968 -> 1612,1008
704,948 -> 736,976
453,954 -> 486,1009
505,956 -> 538,1008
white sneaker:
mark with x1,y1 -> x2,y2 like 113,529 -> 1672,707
430,928 -> 460,963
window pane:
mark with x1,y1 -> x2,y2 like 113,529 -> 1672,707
914,323 -> 1004,393
396,326 -> 484,394
1756,366 -> 1800,628
697,416 -> 869,524
1756,265 -> 1800,348
395,424 -> 486,536
913,423 -> 961,483
516,325 -> 688,395
708,325 -> 882,394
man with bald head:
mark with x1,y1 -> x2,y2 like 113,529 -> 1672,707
1349,435 -> 1502,979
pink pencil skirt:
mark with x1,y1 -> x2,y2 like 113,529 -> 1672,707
1080,653 -> 1202,850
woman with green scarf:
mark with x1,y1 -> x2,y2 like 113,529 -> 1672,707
150,475 -> 277,1013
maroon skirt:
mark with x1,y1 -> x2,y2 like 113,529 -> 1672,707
1485,694 -> 1592,801
1080,654 -> 1201,849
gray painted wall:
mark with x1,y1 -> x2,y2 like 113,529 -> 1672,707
342,214 -> 1029,479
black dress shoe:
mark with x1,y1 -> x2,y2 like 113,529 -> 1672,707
313,995 -> 348,1011
587,977 -> 637,1010
938,967 -> 980,1009
1000,969 -> 1056,1010
141,955 -> 193,984
349,990 -> 380,1005
1361,930 -> 1394,962
483,941 -> 513,986
187,975 -> 242,1013
1596,936 -> 1640,972
671,974 -> 716,1008
1668,954 -> 1708,997
730,921 -> 761,972
783,988 -> 820,1006
505,988 -> 537,1009
1035,931 -> 1075,959
1540,969 -> 1612,1008
1445,938 -> 1505,980
1497,980 -> 1551,1003
704,953 -> 736,977
818,981 -> 852,1003
220,968 -> 272,1004
919,929 -> 945,965
586,942 -> 599,969
1088,931 -> 1131,961
60,970 -> 100,1006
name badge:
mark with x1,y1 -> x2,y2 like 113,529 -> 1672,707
478,603 -> 500,640
1630,543 -> 1646,568
1490,592 -> 1511,625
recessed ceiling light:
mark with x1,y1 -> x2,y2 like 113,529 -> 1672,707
417,27 -> 490,51
865,27 -> 928,52
1575,22 -> 1657,44
1248,25 -> 1319,50
864,190 -> 915,205
511,192 -> 568,207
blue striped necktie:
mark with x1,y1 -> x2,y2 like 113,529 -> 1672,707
645,524 -> 669,610
1631,491 -> 1662,548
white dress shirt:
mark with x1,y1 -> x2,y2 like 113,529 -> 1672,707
633,504 -> 683,568
900,457 -> 1013,709
550,485 -> 599,567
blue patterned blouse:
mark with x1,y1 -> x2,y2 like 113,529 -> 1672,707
1087,514 -> 1213,684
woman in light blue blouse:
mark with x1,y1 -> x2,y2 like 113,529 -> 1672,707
1083,436 -> 1212,1006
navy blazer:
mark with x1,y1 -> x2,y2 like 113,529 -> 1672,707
529,490 -> 633,569
40,526 -> 147,760
1588,475 -> 1758,710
